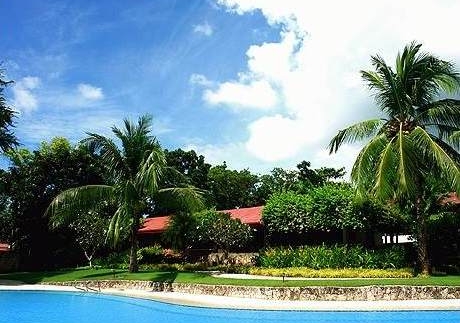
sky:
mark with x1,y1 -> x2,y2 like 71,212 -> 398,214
2,0 -> 460,175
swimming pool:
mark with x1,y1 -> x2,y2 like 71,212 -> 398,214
0,291 -> 459,323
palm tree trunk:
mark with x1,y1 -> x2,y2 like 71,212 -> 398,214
415,193 -> 430,275
129,215 -> 140,273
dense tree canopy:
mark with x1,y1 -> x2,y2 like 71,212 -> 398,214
3,137 -> 105,270
0,68 -> 18,152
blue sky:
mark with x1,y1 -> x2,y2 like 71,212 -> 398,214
3,0 -> 460,173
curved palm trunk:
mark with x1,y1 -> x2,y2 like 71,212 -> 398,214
415,193 -> 430,275
129,215 -> 140,273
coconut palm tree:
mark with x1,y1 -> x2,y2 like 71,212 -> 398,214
47,115 -> 203,272
329,42 -> 460,274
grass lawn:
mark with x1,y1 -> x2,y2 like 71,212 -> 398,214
1,268 -> 460,287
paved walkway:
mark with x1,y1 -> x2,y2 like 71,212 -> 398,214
1,284 -> 459,311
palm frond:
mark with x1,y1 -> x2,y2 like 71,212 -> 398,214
47,185 -> 115,228
448,130 -> 460,149
157,186 -> 205,213
136,146 -> 166,195
395,125 -> 418,198
417,99 -> 460,128
373,138 -> 398,200
107,203 -> 131,246
329,119 -> 385,153
411,126 -> 460,194
81,134 -> 128,179
351,133 -> 389,199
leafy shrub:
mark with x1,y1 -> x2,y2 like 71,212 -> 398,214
248,267 -> 413,278
137,245 -> 164,264
93,251 -> 129,269
258,245 -> 408,269
262,185 -> 408,237
191,210 -> 254,251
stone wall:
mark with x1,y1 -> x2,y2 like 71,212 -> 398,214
207,253 -> 258,266
47,280 -> 460,301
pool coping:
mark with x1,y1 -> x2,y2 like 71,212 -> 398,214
1,283 -> 460,311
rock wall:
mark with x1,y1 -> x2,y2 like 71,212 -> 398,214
46,280 -> 460,301
207,253 -> 258,266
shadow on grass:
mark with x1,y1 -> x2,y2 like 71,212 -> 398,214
0,270 -> 70,284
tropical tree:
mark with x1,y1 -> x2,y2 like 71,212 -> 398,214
329,42 -> 460,274
47,116 -> 203,272
0,68 -> 18,151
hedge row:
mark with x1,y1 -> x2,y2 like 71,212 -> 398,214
257,245 -> 408,269
248,267 -> 413,278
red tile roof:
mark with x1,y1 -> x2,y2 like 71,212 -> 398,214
138,206 -> 263,235
222,206 -> 263,226
138,216 -> 171,235
0,243 -> 11,252
440,192 -> 460,205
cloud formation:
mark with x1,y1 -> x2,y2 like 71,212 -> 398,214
190,0 -> 460,173
77,83 -> 104,100
12,76 -> 41,113
193,22 -> 213,36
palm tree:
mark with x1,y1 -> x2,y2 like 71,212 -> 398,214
329,42 -> 460,275
47,115 -> 203,272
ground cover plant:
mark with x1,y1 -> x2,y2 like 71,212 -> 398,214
1,268 -> 459,287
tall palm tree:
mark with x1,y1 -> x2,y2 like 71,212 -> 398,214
329,42 -> 460,274
48,115 -> 203,272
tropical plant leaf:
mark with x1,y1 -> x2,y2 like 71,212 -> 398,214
328,119 -> 384,153
47,185 -> 115,227
411,126 -> 460,194
351,134 -> 388,199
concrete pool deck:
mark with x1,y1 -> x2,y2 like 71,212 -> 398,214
1,283 -> 459,311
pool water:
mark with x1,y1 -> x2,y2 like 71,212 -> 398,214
0,291 -> 459,323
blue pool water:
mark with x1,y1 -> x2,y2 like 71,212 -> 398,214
0,291 -> 459,323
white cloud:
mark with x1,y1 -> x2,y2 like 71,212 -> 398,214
204,0 -> 460,172
77,83 -> 104,100
12,76 -> 41,113
189,73 -> 214,87
193,22 -> 213,36
204,79 -> 278,110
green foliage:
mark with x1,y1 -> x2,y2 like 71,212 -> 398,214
137,245 -> 164,264
191,210 -> 254,251
263,184 -> 404,237
207,163 -> 259,209
162,211 -> 197,250
329,42 -> 460,273
47,116 -> 204,272
258,245 -> 408,269
428,211 -> 460,272
4,137 -> 105,270
68,211 -> 109,267
248,267 -> 413,278
0,68 -> 18,152
164,149 -> 211,190
262,191 -> 312,235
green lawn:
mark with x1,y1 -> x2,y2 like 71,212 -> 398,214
1,268 -> 460,287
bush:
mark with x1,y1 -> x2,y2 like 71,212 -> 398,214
137,245 -> 164,264
257,245 -> 408,269
248,267 -> 413,278
262,185 -> 408,238
93,251 -> 129,269
191,210 -> 254,251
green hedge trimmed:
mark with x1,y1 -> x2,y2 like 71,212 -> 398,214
258,245 -> 408,269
